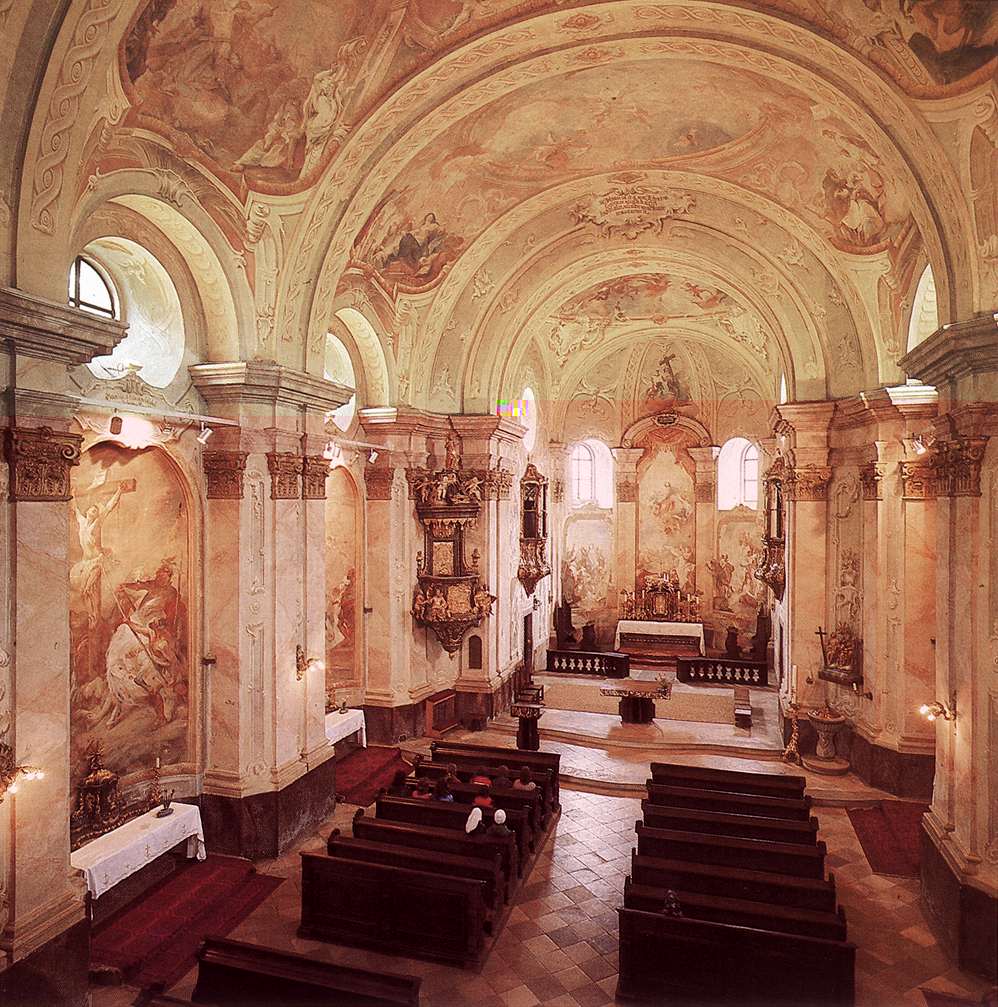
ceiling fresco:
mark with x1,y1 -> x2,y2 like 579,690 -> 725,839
118,0 -> 996,197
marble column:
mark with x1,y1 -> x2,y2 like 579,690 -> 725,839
611,447 -> 643,628
0,289 -> 123,984
190,362 -> 350,858
688,445 -> 718,615
901,316 -> 998,978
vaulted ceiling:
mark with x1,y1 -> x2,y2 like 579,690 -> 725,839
3,0 -> 995,426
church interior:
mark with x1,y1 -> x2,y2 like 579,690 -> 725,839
0,1 -> 996,1005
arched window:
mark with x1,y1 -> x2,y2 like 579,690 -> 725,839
906,264 -> 938,353
68,255 -> 117,319
521,387 -> 537,454
325,333 -> 357,431
570,442 -> 595,505
717,437 -> 760,510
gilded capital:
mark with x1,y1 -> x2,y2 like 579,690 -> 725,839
266,452 -> 303,500
203,450 -> 248,499
4,426 -> 82,501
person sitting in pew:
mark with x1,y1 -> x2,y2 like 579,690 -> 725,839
471,766 -> 492,786
465,807 -> 485,836
513,767 -> 536,791
473,783 -> 494,808
387,769 -> 411,797
411,778 -> 433,799
433,777 -> 455,802
445,763 -> 461,788
487,808 -> 513,838
493,765 -> 513,788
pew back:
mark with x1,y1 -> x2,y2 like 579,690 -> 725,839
645,781 -> 813,821
650,762 -> 806,798
639,801 -> 819,845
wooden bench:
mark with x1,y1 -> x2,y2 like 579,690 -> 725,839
401,778 -> 545,831
191,936 -> 421,1006
645,781 -> 813,821
635,823 -> 827,879
623,876 -> 848,942
639,801 -> 820,845
733,686 -> 752,728
650,761 -> 806,799
629,851 -> 837,912
411,758 -> 555,819
300,853 -> 486,966
352,812 -> 519,880
376,795 -> 534,865
430,742 -> 560,807
327,830 -> 507,907
617,907 -> 855,1005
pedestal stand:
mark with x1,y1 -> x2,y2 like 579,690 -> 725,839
802,707 -> 850,776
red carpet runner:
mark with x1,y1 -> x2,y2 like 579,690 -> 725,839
847,800 -> 929,877
336,745 -> 411,807
91,855 -> 283,990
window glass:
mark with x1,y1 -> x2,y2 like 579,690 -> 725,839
69,256 -> 116,318
717,436 -> 759,510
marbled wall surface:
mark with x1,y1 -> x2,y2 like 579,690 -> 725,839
325,467 -> 359,696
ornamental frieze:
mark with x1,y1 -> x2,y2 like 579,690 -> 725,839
203,450 -> 248,500
301,455 -> 330,500
266,452 -> 303,500
5,426 -> 82,501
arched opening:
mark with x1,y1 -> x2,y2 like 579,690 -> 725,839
907,264 -> 939,353
68,255 -> 118,320
717,437 -> 760,511
568,438 -> 613,509
325,333 -> 358,431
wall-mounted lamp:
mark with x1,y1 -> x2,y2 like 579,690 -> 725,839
196,423 -> 214,445
368,449 -> 379,464
109,412 -> 123,436
0,743 -> 44,803
296,644 -> 323,682
919,697 -> 956,722
912,433 -> 936,457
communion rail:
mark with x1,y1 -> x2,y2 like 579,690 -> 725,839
676,657 -> 769,687
546,649 -> 629,678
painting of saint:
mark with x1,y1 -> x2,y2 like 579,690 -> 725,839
715,520 -> 764,622
70,444 -> 191,782
562,516 -> 613,624
637,442 -> 696,584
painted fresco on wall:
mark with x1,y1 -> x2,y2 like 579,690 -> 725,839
562,514 -> 612,625
637,442 -> 696,590
713,517 -> 764,624
325,468 -> 359,697
70,444 -> 190,782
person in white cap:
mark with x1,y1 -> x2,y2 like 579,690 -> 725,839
487,808 -> 513,837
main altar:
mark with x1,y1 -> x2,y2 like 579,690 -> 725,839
616,574 -> 705,657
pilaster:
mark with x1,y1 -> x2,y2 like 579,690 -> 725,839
611,447 -> 644,623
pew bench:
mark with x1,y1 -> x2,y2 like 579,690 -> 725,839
352,811 -> 519,880
328,830 -> 507,906
300,853 -> 487,966
639,801 -> 820,845
635,823 -> 828,879
376,795 -> 534,865
429,742 -> 560,807
617,907 -> 855,1005
623,876 -> 848,942
650,761 -> 806,799
411,758 -> 555,819
629,851 -> 837,913
645,781 -> 813,821
191,936 -> 421,1007
401,778 -> 545,831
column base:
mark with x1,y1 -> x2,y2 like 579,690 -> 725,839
201,756 -> 337,859
920,825 -> 997,981
0,918 -> 89,1007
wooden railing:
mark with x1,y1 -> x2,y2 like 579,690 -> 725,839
546,649 -> 629,678
676,657 -> 769,687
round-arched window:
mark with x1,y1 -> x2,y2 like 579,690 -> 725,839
69,255 -> 117,319
717,437 -> 760,510
521,387 -> 538,454
325,333 -> 357,431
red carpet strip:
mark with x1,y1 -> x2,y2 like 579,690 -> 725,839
336,745 -> 411,807
847,800 -> 928,877
91,854 -> 283,990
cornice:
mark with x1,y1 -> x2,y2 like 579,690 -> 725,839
900,315 -> 998,392
0,286 -> 125,365
189,362 -> 352,411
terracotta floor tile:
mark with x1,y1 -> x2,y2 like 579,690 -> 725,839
554,966 -> 594,991
562,940 -> 602,964
499,984 -> 541,1007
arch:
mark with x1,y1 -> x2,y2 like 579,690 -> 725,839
324,332 -> 358,432
621,413 -> 713,451
334,306 -> 392,406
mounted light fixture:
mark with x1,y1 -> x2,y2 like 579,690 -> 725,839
196,423 -> 213,445
919,698 -> 956,722
368,449 -> 379,463
109,412 -> 123,436
912,433 -> 936,456
295,644 -> 323,682
0,743 -> 44,803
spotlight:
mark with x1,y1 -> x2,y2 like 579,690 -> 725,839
368,449 -> 379,463
196,424 -> 213,445
913,436 -> 926,456
919,700 -> 955,722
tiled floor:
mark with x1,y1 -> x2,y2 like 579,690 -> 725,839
135,787 -> 993,1007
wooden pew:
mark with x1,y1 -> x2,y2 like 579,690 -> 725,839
429,741 -> 560,807
327,830 -> 507,907
623,876 -> 848,942
645,781 -> 813,821
191,936 -> 421,1007
640,801 -> 820,845
411,758 -> 555,819
300,853 -> 486,966
629,851 -> 837,913
376,795 -> 534,865
650,761 -> 806,799
617,906 -> 855,1006
401,778 -> 544,831
635,823 -> 828,879
352,811 -> 520,880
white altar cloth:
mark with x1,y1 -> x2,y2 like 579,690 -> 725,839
325,707 -> 367,748
614,619 -> 706,656
71,803 -> 206,900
